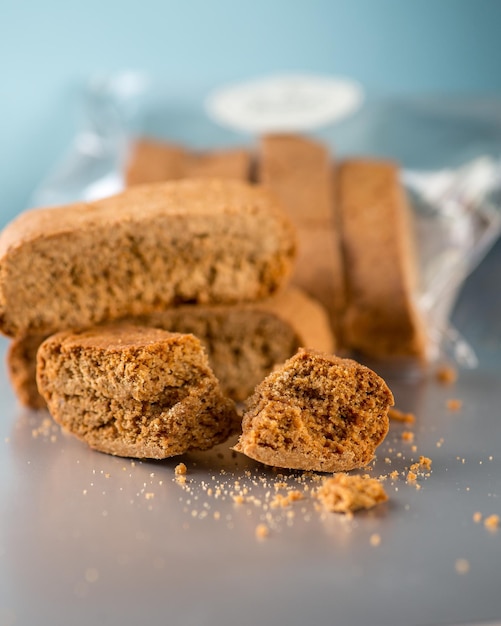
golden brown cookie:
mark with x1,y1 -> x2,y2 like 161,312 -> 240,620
36,325 -> 238,459
234,348 -> 393,472
257,134 -> 346,338
124,138 -> 250,186
8,287 -> 334,409
337,159 -> 427,359
0,178 -> 296,337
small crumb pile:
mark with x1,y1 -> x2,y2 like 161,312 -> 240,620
316,473 -> 388,514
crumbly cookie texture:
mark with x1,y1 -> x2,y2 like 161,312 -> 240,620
0,178 -> 296,337
8,286 -> 334,409
234,348 -> 393,472
337,159 -> 427,359
316,473 -> 388,513
36,325 -> 238,459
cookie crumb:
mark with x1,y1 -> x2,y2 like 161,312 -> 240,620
388,407 -> 415,423
406,471 -> 417,483
419,456 -> 432,470
175,463 -> 187,475
401,431 -> 415,442
473,512 -> 482,523
316,474 -> 388,514
270,491 -> 304,509
455,558 -> 470,575
484,514 -> 499,531
370,533 -> 381,547
255,523 -> 270,539
446,398 -> 463,411
436,364 -> 458,385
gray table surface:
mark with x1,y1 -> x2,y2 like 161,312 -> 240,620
1,94 -> 501,626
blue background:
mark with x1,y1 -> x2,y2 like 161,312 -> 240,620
2,0 -> 501,224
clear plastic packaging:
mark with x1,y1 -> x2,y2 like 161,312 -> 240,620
30,72 -> 501,370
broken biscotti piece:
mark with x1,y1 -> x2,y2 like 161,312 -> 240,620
36,325 -> 238,459
337,159 -> 427,360
124,137 -> 251,186
8,286 -> 334,409
316,474 -> 388,513
234,348 -> 393,472
0,178 -> 296,337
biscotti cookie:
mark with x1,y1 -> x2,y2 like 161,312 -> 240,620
291,224 -> 346,341
124,138 -> 186,186
8,287 -> 334,409
125,138 -> 251,186
337,159 -> 427,359
258,133 -> 333,225
257,134 -> 346,336
36,325 -> 238,459
234,348 -> 393,472
0,178 -> 296,337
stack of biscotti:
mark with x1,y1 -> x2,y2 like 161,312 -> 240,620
1,178 -> 334,418
126,135 -> 347,338
8,287 -> 334,410
125,134 -> 427,364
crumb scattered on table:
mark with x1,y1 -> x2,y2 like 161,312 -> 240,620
455,558 -> 470,574
446,398 -> 463,411
175,462 -> 187,475
436,364 -> 458,385
255,523 -> 270,539
388,407 -> 416,423
484,514 -> 500,531
401,431 -> 415,443
316,473 -> 388,514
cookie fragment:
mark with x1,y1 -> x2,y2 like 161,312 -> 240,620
0,178 -> 296,337
234,348 -> 393,472
8,287 -> 333,409
36,325 -> 238,459
317,473 -> 388,513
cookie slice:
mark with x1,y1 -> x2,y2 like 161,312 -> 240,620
258,133 -> 333,225
337,159 -> 427,359
8,287 -> 334,409
36,325 -> 238,459
0,178 -> 296,337
125,138 -> 251,186
234,348 -> 393,472
257,134 -> 346,338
